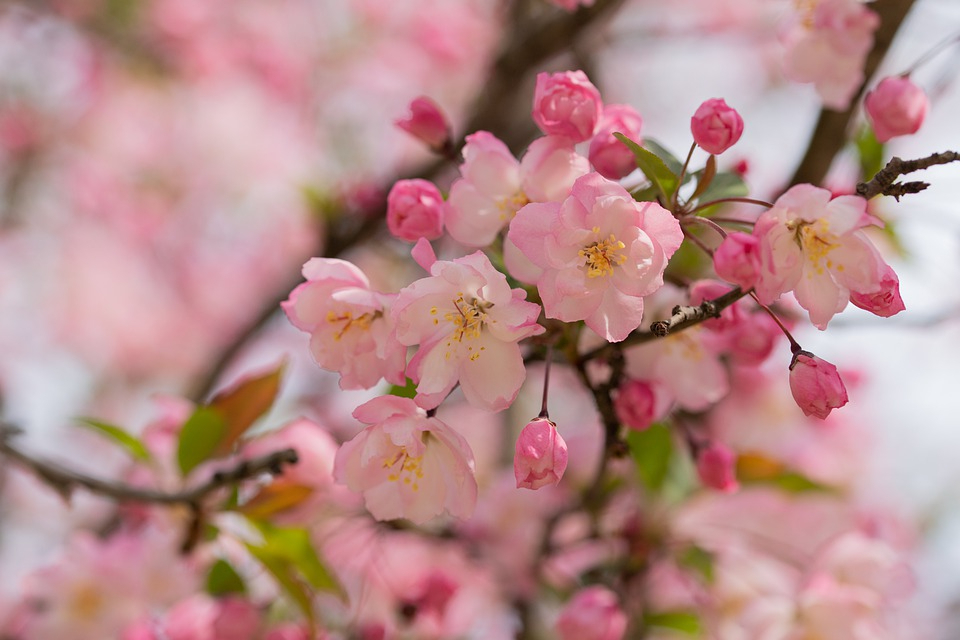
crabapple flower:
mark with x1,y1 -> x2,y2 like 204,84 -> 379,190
445,131 -> 589,247
864,76 -> 928,143
547,0 -> 597,11
697,442 -> 739,493
588,103 -> 643,180
752,184 -> 900,328
713,231 -> 760,291
789,350 -> 848,419
283,258 -> 407,390
508,172 -> 683,342
781,0 -> 879,110
555,586 -> 627,640
532,70 -> 603,142
614,379 -> 665,431
849,262 -> 905,317
392,250 -> 545,411
386,179 -> 444,242
333,396 -> 477,523
690,98 -> 743,155
395,96 -> 451,152
514,417 -> 568,490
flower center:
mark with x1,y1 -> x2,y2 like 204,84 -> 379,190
792,220 -> 842,276
384,447 -> 425,491
495,191 -> 530,221
326,310 -> 377,340
579,228 -> 627,278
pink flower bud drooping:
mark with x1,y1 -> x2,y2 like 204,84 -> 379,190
864,76 -> 927,143
614,379 -> 661,432
849,263 -> 905,318
789,350 -> 849,419
386,179 -> 445,242
696,442 -> 739,493
690,98 -> 744,155
532,70 -> 603,142
555,586 -> 627,640
588,103 -> 643,180
713,231 -> 761,291
395,96 -> 452,153
514,417 -> 568,490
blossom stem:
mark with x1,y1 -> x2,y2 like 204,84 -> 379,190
672,142 -> 697,212
687,197 -> 774,215
748,292 -> 801,352
539,345 -> 553,418
903,31 -> 960,76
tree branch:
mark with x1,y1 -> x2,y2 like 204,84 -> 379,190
856,151 -> 960,199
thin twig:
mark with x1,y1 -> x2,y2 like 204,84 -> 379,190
0,423 -> 298,505
856,151 -> 960,199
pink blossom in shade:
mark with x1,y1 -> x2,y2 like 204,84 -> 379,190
555,586 -> 627,640
780,0 -> 880,109
508,172 -> 683,342
789,350 -> 848,419
532,70 -> 604,142
614,379 -> 668,431
752,184 -> 896,329
713,231 -> 761,290
690,98 -> 744,155
849,262 -> 905,318
392,250 -> 545,412
333,396 -> 478,523
282,258 -> 407,390
696,442 -> 739,493
547,0 -> 597,11
865,76 -> 928,143
514,417 -> 569,490
688,280 -> 782,366
394,96 -> 451,152
386,179 -> 444,242
444,131 -> 589,248
588,103 -> 643,180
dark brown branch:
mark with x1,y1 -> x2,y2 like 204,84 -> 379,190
789,0 -> 917,187
0,423 -> 297,505
856,151 -> 960,199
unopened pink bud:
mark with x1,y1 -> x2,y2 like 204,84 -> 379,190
532,70 -> 603,142
614,379 -> 658,431
386,179 -> 444,242
213,597 -> 261,640
395,96 -> 451,152
696,442 -> 739,493
556,586 -> 627,640
789,351 -> 848,419
514,417 -> 568,490
690,98 -> 744,155
588,104 -> 643,180
547,0 -> 597,11
713,231 -> 760,290
850,264 -> 905,318
864,76 -> 927,143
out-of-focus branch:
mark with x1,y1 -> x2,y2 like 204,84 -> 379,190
189,0 -> 628,401
0,422 -> 297,505
856,151 -> 960,199
789,0 -> 917,187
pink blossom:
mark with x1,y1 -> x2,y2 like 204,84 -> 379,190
864,76 -> 927,143
392,250 -> 545,411
849,262 -> 905,317
555,586 -> 627,640
532,70 -> 603,142
445,131 -> 588,247
614,379 -> 666,431
713,231 -> 761,290
394,96 -> 451,152
514,417 -> 569,490
547,0 -> 597,11
752,184 -> 899,328
282,258 -> 407,390
781,0 -> 880,109
696,442 -> 739,493
588,104 -> 643,180
789,350 -> 848,419
690,98 -> 743,155
386,179 -> 445,242
508,172 -> 683,342
689,280 -> 781,365
334,396 -> 477,524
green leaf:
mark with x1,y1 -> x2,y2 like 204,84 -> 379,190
206,558 -> 247,596
75,418 -> 151,462
176,406 -> 226,476
387,377 -> 418,399
643,138 -> 684,176
626,423 -> 674,493
615,133 -> 679,203
856,125 -> 885,181
209,362 -> 285,456
772,471 -> 835,494
677,545 -> 715,584
246,543 -> 316,626
695,172 -> 749,208
645,611 -> 702,634
254,521 -> 344,598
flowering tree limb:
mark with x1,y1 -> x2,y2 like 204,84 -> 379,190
856,150 -> 960,199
